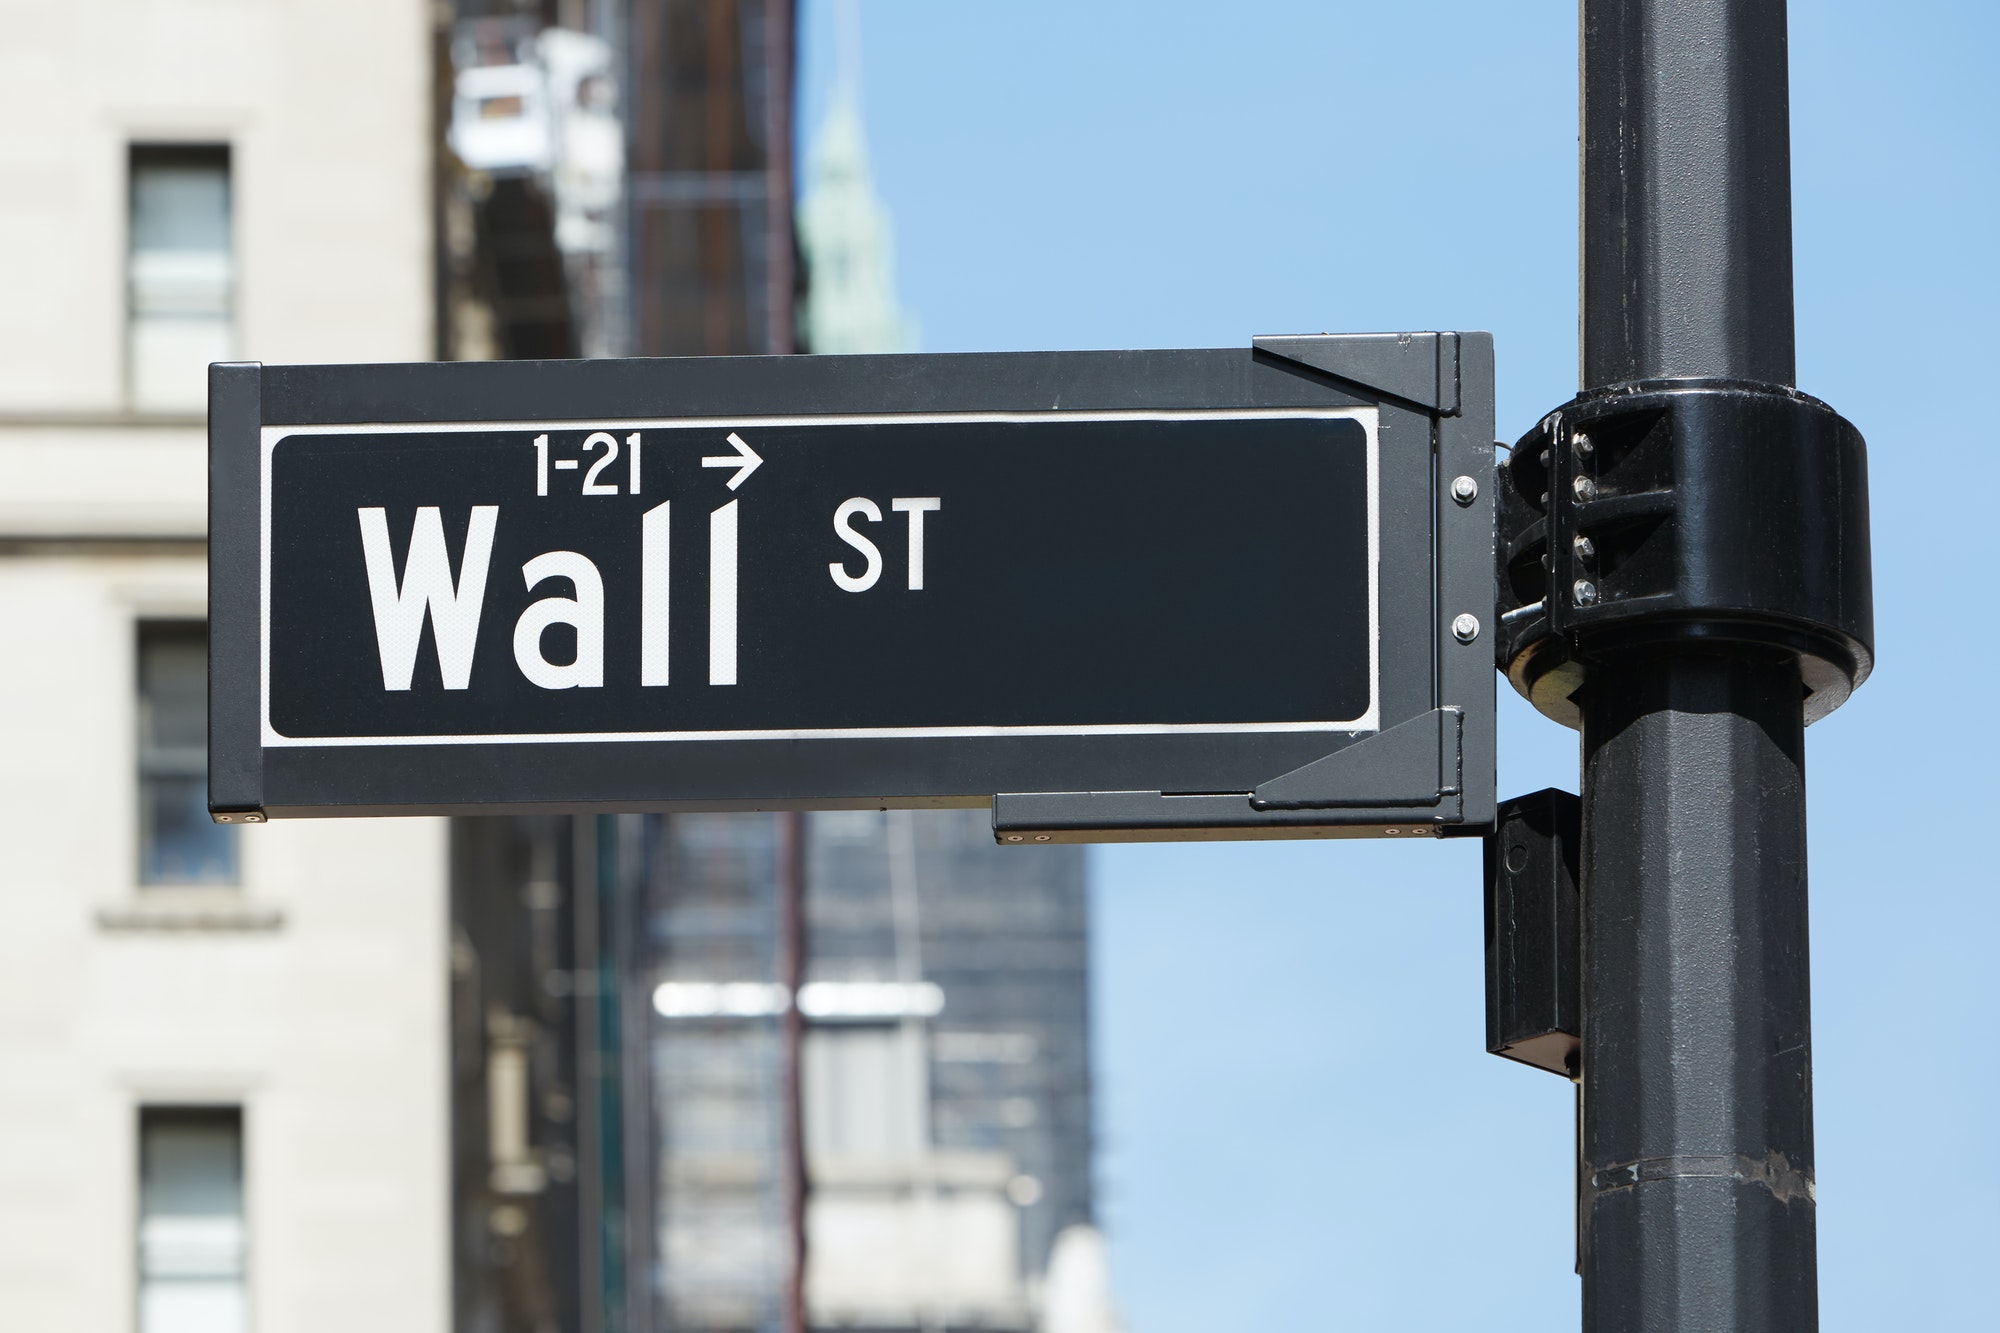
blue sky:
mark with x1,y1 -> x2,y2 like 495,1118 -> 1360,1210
798,3 -> 1999,1327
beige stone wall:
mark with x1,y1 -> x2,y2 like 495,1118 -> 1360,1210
0,0 -> 434,411
0,2 -> 447,1330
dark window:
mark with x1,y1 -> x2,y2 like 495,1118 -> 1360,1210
138,622 -> 236,885
128,144 -> 233,411
139,1106 -> 247,1333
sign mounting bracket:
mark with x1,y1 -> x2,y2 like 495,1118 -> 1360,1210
991,708 -> 1467,844
1253,332 -> 1462,416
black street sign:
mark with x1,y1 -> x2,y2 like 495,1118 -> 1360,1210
208,335 -> 1494,838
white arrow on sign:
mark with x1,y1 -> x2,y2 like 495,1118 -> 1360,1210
702,431 -> 763,491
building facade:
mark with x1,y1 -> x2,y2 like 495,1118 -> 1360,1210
0,2 -> 450,1330
450,809 -> 1095,1333
0,2 -> 1108,1330
798,810 -> 1093,1330
444,7 -> 1107,1332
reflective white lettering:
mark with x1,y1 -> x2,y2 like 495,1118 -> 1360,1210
512,551 -> 604,689
357,505 -> 497,691
710,500 -> 739,685
829,496 -> 883,592
890,497 -> 941,590
581,432 -> 620,495
641,500 -> 670,687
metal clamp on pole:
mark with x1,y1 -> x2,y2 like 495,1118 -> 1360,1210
1495,379 -> 1874,729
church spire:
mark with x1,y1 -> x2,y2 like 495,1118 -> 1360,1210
798,0 -> 917,355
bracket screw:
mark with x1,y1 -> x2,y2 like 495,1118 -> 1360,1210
1451,612 -> 1481,643
1572,476 -> 1598,502
1573,432 -> 1594,458
1573,534 -> 1596,562
1449,475 -> 1479,506
1573,580 -> 1599,606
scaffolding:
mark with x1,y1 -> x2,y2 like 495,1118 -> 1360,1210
443,6 -> 1098,1331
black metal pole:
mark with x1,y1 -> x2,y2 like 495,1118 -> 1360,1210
1577,2 -> 1817,1328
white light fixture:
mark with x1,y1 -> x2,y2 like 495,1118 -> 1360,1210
650,979 -> 947,1020
651,981 -> 790,1018
799,980 -> 944,1020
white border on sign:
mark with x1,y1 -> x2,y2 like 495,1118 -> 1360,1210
259,407 -> 1381,747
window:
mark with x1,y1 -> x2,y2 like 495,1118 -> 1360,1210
139,1107 -> 247,1333
139,622 -> 236,885
803,1024 -> 927,1161
128,145 -> 233,411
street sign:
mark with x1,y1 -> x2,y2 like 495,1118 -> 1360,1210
208,335 -> 1494,838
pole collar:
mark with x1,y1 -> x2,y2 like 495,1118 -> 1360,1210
1498,379 -> 1873,729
